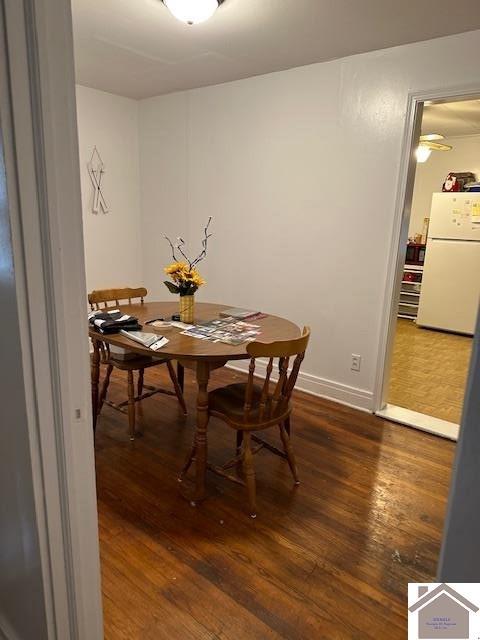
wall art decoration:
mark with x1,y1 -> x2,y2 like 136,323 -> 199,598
87,146 -> 109,213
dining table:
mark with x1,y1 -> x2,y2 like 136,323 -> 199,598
89,301 -> 300,504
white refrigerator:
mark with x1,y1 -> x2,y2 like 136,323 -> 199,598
417,193 -> 480,335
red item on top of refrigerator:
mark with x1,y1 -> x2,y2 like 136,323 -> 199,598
442,172 -> 476,192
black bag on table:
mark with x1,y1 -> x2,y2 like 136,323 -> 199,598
88,310 -> 141,334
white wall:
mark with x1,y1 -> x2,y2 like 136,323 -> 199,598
138,30 -> 480,410
409,135 -> 480,237
138,92 -> 189,298
76,85 -> 142,292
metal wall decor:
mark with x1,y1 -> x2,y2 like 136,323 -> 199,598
88,147 -> 109,213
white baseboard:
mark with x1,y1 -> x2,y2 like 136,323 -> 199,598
226,361 -> 373,413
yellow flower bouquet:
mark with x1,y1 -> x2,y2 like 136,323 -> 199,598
163,261 -> 205,297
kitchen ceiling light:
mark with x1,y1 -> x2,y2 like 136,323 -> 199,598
162,0 -> 224,25
416,133 -> 452,162
416,145 -> 432,163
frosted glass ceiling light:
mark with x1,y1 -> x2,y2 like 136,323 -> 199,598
416,145 -> 432,163
162,0 -> 224,25
416,134 -> 452,163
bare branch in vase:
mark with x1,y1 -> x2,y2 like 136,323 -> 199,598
164,235 -> 179,262
191,216 -> 213,268
176,237 -> 191,267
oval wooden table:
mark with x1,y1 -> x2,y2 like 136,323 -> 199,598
89,302 -> 300,503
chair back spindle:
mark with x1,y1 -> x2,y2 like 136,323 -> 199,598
244,358 -> 257,419
272,355 -> 290,412
258,357 -> 274,421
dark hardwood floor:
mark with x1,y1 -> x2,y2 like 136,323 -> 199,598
94,364 -> 455,639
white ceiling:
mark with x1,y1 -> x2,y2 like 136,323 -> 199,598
72,0 -> 480,100
422,100 -> 480,138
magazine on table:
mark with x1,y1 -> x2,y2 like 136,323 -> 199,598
219,308 -> 268,321
120,330 -> 169,351
180,316 -> 261,345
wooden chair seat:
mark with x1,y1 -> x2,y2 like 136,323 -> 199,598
209,383 -> 288,428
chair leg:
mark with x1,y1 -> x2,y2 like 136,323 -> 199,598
127,370 -> 136,441
177,362 -> 185,392
137,368 -> 144,397
242,433 -> 257,518
98,364 -> 113,415
284,415 -> 291,437
167,360 -> 188,415
279,422 -> 299,485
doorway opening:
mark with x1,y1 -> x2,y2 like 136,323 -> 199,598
378,95 -> 480,439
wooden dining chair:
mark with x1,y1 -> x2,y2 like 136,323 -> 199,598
180,327 -> 310,518
89,287 -> 187,440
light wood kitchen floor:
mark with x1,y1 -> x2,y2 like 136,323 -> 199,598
388,319 -> 472,423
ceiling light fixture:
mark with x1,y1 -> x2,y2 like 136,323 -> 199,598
416,146 -> 432,163
416,134 -> 452,163
162,0 -> 225,25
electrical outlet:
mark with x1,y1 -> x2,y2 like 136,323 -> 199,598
351,354 -> 361,372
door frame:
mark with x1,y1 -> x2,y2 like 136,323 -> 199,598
373,84 -> 480,415
1,0 -> 102,638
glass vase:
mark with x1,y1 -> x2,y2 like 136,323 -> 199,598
179,294 -> 195,324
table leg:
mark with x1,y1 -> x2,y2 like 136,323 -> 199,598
177,361 -> 185,392
190,360 -> 210,505
178,358 -> 228,504
91,339 -> 100,432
